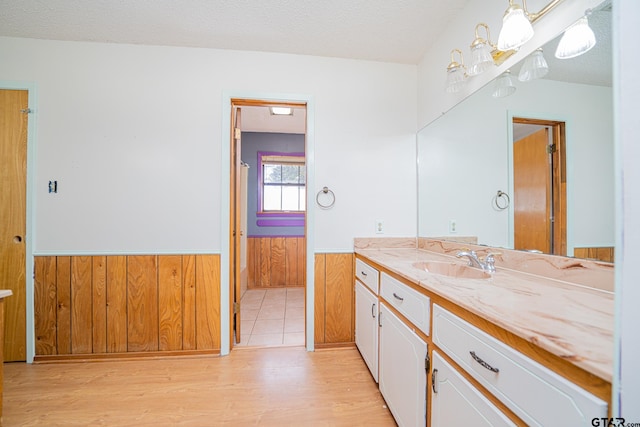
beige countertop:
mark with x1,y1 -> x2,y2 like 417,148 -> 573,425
355,247 -> 614,382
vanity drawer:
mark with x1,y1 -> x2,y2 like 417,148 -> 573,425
380,272 -> 430,335
432,305 -> 607,426
355,258 -> 379,295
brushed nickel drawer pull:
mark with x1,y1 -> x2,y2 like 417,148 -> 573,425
393,293 -> 404,301
470,351 -> 500,373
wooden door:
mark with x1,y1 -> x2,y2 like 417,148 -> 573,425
0,89 -> 28,361
513,128 -> 551,253
230,105 -> 242,346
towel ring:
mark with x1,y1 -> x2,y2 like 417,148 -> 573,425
316,186 -> 336,209
495,190 -> 510,210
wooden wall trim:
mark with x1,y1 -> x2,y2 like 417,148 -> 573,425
247,237 -> 305,288
573,247 -> 615,263
34,254 -> 221,358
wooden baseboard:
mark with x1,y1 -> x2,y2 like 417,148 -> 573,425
33,349 -> 220,364
314,342 -> 355,350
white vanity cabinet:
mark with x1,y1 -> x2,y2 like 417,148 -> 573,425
432,304 -> 608,426
379,302 -> 428,427
431,350 -> 516,426
355,280 -> 379,382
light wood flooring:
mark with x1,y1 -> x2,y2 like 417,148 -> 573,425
3,347 -> 396,426
237,288 -> 305,348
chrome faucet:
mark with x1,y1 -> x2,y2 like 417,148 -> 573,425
456,250 -> 496,273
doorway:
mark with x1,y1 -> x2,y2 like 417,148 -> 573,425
229,99 -> 308,350
512,117 -> 566,255
0,89 -> 29,362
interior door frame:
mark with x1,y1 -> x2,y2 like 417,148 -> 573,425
1,81 -> 38,363
508,110 -> 570,256
220,91 -> 315,356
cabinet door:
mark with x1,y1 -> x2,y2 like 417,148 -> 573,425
431,351 -> 516,427
379,303 -> 427,427
355,281 -> 378,382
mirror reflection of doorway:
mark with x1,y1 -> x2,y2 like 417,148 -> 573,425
512,117 -> 566,255
230,99 -> 307,349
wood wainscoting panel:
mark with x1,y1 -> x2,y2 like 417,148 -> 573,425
127,256 -> 159,352
34,254 -> 221,359
574,247 -> 615,263
92,256 -> 107,354
33,256 -> 57,355
195,255 -> 220,350
158,255 -> 183,351
247,237 -> 306,288
314,253 -> 354,346
106,256 -> 127,353
71,256 -> 93,354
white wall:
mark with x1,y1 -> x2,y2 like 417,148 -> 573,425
0,37 -> 418,254
417,78 -> 614,251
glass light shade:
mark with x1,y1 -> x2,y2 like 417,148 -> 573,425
497,6 -> 534,51
446,65 -> 466,93
555,17 -> 596,59
492,71 -> 516,98
468,42 -> 495,76
518,48 -> 549,82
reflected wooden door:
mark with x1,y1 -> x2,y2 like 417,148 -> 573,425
513,128 -> 551,253
0,89 -> 28,361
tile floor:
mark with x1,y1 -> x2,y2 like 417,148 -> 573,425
236,287 -> 305,347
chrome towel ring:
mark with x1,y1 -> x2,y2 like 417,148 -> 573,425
494,190 -> 510,210
316,186 -> 336,209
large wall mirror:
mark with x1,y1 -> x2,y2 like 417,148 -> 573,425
417,1 -> 613,262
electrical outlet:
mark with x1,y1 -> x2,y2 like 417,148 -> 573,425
375,219 -> 384,234
449,219 -> 457,233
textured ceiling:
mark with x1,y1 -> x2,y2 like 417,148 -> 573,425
0,0 -> 470,64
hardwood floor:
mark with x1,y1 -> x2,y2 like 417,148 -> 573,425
3,347 -> 396,426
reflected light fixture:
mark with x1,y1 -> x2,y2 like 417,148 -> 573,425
492,71 -> 517,98
518,48 -> 549,81
468,23 -> 496,76
269,106 -> 293,116
446,49 -> 467,93
497,1 -> 534,51
555,13 -> 596,59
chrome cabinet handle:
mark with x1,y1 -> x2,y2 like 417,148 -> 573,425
432,369 -> 438,393
393,293 -> 404,301
371,303 -> 376,318
469,351 -> 500,373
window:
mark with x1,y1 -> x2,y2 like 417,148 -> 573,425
259,152 -> 306,213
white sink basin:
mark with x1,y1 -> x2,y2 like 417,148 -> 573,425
412,261 -> 491,279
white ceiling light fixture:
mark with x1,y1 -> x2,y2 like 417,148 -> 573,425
555,12 -> 597,59
269,107 -> 293,116
518,48 -> 549,81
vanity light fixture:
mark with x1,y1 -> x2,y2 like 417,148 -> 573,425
555,12 -> 596,59
518,48 -> 549,81
446,49 -> 467,93
497,0 -> 566,51
468,24 -> 497,76
492,70 -> 517,98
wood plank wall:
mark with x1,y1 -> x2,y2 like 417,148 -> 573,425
314,253 -> 354,346
574,247 -> 615,263
247,237 -> 305,288
34,254 -> 220,358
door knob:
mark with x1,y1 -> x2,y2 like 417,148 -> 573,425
13,235 -> 23,243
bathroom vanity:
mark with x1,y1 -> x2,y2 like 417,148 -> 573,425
353,238 -> 613,427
